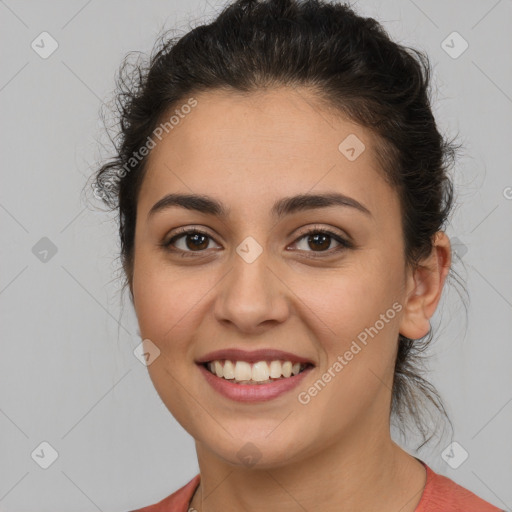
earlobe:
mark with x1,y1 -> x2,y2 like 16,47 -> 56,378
398,232 -> 452,340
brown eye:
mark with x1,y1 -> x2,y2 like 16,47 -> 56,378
183,232 -> 209,251
305,232 -> 332,251
292,228 -> 351,255
164,228 -> 220,254
162,226 -> 351,258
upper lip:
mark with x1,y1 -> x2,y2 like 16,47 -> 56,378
195,348 -> 315,366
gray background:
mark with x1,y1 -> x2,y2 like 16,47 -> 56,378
1,0 -> 511,511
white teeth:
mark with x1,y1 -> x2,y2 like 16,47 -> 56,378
252,361 -> 269,382
269,360 -> 282,379
214,360 -> 223,378
223,360 -> 235,379
234,361 -> 252,381
282,361 -> 292,378
205,359 -> 309,383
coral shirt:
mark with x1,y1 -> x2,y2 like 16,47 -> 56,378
129,460 -> 504,511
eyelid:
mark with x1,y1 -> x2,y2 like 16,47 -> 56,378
287,225 -> 353,256
162,224 -> 352,256
292,223 -> 350,243
163,226 -> 220,251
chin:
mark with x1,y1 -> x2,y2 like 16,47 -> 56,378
198,428 -> 310,470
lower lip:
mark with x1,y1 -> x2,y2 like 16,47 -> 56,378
197,364 -> 314,402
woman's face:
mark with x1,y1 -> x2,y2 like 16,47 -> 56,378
132,87 -> 428,467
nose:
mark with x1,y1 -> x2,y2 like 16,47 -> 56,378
213,248 -> 290,334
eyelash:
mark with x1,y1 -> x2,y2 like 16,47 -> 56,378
161,225 -> 352,258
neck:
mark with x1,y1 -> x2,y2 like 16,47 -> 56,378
190,421 -> 426,512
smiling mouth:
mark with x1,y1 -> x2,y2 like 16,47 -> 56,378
202,359 -> 314,385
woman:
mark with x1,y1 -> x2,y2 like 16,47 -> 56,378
93,0 -> 503,510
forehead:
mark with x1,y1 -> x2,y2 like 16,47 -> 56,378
138,87 -> 398,221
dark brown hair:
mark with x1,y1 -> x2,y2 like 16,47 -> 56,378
91,0 -> 465,450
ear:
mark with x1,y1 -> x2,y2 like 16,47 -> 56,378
399,231 -> 452,340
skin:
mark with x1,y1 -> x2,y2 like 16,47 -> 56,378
131,86 -> 451,512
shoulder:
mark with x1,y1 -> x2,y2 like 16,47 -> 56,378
127,474 -> 200,512
416,461 -> 504,512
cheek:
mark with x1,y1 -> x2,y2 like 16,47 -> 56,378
132,248 -> 176,332
132,253 -> 212,351
131,256 -> 204,424
297,264 -> 399,343
295,261 -> 403,407
293,272 -> 401,430
133,272 -> 187,343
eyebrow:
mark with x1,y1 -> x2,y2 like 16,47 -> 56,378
147,192 -> 372,221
